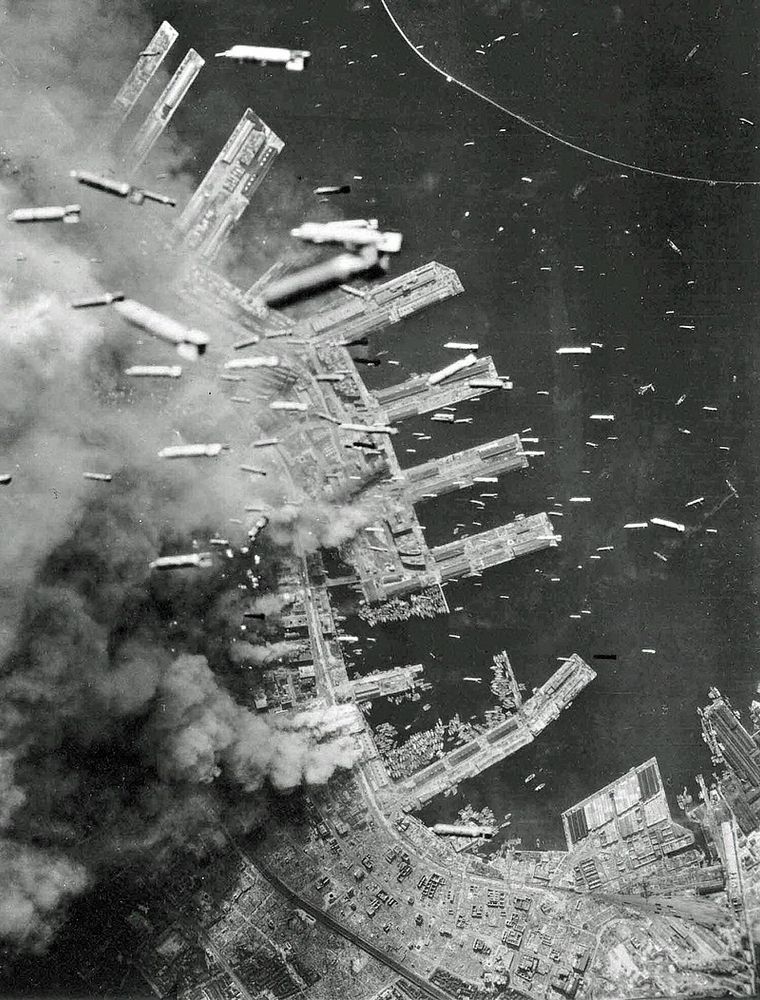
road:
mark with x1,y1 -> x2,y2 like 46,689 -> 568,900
300,564 -> 338,703
247,855 -> 456,1000
199,932 -> 258,1000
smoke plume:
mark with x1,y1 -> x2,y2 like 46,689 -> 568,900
0,841 -> 89,953
268,499 -> 381,551
153,655 -> 358,789
250,591 -> 295,617
230,640 -> 297,666
0,0 -> 363,951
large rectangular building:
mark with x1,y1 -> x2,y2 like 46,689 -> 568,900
401,434 -> 528,503
125,48 -> 205,170
103,21 -> 178,138
431,513 -> 559,581
348,664 -> 424,702
177,108 -> 284,260
395,655 -> 595,810
374,356 -> 501,422
561,758 -> 671,851
701,689 -> 760,833
284,261 -> 464,345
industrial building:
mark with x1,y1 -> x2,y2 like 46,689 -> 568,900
431,513 -> 559,582
125,49 -> 206,170
393,654 -> 596,810
348,664 -> 424,702
701,688 -> 760,833
286,261 -> 464,344
400,434 -> 528,503
20,20 -> 755,1000
561,758 -> 690,854
101,21 -> 178,137
374,356 -> 501,422
177,109 -> 284,259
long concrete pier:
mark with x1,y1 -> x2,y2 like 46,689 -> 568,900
390,654 -> 596,810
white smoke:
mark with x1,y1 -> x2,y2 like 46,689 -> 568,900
230,640 -> 297,666
153,655 -> 359,790
267,500 -> 381,551
250,591 -> 295,616
0,840 -> 89,951
0,0 -> 366,954
0,753 -> 26,830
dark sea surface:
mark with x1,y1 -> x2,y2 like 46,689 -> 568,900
5,0 -> 760,992
10,13 -> 760,996
138,0 -> 760,850
4,0 -> 760,990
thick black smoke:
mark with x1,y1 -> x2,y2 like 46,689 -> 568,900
0,0 -> 360,950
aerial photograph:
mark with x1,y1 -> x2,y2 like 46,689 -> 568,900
1,1 -> 759,998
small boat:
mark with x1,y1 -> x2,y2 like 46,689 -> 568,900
524,773 -> 536,784
534,782 -> 546,791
